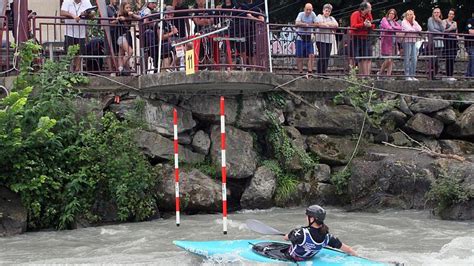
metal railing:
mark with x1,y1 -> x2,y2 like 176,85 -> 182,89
10,12 -> 473,80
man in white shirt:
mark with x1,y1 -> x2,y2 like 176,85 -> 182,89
60,0 -> 93,71
295,3 -> 317,74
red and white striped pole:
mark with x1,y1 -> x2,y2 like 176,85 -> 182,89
220,96 -> 227,234
173,108 -> 180,227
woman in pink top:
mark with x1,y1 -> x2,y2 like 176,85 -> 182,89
401,10 -> 422,80
379,9 -> 402,78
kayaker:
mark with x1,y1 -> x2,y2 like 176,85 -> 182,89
284,205 -> 357,261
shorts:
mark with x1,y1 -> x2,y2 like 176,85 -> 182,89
350,37 -> 372,59
117,35 -> 127,47
296,39 -> 314,58
64,35 -> 86,54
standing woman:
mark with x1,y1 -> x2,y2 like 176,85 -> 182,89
443,8 -> 458,81
314,3 -> 338,75
379,9 -> 401,78
401,10 -> 422,81
116,2 -> 140,74
427,8 -> 445,78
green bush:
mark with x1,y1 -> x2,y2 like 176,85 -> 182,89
262,160 -> 298,203
330,168 -> 351,195
0,41 -> 157,230
426,172 -> 473,213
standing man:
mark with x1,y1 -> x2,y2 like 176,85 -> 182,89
350,1 -> 375,76
60,0 -> 94,71
466,12 -> 474,77
140,0 -> 158,18
295,3 -> 317,74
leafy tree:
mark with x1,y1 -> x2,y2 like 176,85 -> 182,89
0,41 -> 158,230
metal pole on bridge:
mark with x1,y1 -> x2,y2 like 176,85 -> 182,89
157,0 -> 164,73
264,0 -> 272,72
220,97 -> 227,235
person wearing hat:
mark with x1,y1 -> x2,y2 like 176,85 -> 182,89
140,0 -> 158,18
283,205 -> 357,261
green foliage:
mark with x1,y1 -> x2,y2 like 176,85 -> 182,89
333,68 -> 398,128
0,40 -> 157,230
265,92 -> 287,109
262,160 -> 298,203
426,172 -> 473,213
330,168 -> 351,195
182,158 -> 219,178
267,113 -> 316,172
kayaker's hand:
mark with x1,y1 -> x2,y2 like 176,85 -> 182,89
340,243 -> 357,256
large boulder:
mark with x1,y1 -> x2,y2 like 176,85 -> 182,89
237,98 -> 284,129
136,130 -> 204,163
0,187 -> 27,237
348,145 -> 436,210
284,126 -> 307,151
210,125 -> 257,179
405,113 -> 444,137
286,101 -> 365,135
191,130 -> 211,155
108,99 -> 136,119
240,166 -> 277,209
409,98 -> 451,113
157,167 -> 227,212
446,105 -> 474,138
182,96 -> 238,124
144,100 -> 196,137
306,135 -> 357,166
433,108 -> 457,125
439,140 -> 474,155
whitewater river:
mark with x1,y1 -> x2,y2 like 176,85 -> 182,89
0,207 -> 473,265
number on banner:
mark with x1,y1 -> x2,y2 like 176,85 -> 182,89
185,49 -> 195,75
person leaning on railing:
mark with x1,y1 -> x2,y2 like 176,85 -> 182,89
241,0 -> 265,69
466,11 -> 474,77
427,7 -> 445,78
349,1 -> 375,76
116,2 -> 140,75
60,0 -> 94,72
191,0 -> 215,66
401,9 -> 422,81
295,3 -> 317,74
314,3 -> 338,75
443,8 -> 458,81
378,8 -> 401,79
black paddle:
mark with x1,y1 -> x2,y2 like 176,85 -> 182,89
245,219 -> 286,236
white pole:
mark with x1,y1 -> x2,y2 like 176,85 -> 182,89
264,0 -> 272,72
211,0 -> 215,8
206,0 -> 208,9
157,0 -> 164,73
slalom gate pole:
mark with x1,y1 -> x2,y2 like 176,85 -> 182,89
220,97 -> 227,234
173,108 -> 180,227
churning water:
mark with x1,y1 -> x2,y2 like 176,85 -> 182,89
0,207 -> 473,265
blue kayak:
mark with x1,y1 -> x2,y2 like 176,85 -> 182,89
173,240 -> 390,265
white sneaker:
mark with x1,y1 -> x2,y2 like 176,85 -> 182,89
412,77 -> 419,81
405,77 -> 413,81
447,77 -> 457,81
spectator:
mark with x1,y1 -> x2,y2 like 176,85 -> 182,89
427,7 -> 444,78
106,0 -> 120,71
401,10 -> 422,81
443,8 -> 458,81
379,8 -> 401,78
172,0 -> 190,38
60,0 -> 94,71
350,1 -> 375,76
192,0 -> 214,66
466,12 -> 474,77
116,2 -> 140,74
295,3 -> 317,74
140,0 -> 158,18
158,6 -> 180,69
241,0 -> 265,69
314,3 -> 338,75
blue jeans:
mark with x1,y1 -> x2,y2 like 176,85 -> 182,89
403,42 -> 417,77
467,47 -> 474,77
